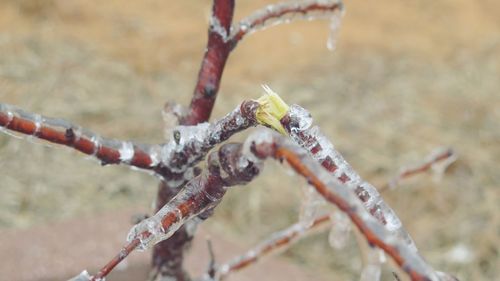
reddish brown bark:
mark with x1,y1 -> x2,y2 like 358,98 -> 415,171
152,1 -> 235,279
182,0 -> 235,125
0,112 -> 154,168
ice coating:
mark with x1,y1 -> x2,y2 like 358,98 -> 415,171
326,6 -> 344,51
0,101 -> 256,179
211,16 -> 229,42
127,173 -> 226,250
119,142 -> 135,163
286,104 -> 417,252
217,218 -> 310,280
288,104 -> 313,132
328,211 -> 351,249
67,270 -> 92,281
0,103 -> 156,166
299,184 -> 325,227
229,0 -> 345,43
242,130 -> 440,280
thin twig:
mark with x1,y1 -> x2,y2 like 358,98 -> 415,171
382,147 -> 457,191
216,215 -> 330,280
229,0 -> 344,49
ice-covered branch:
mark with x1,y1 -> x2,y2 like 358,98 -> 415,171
210,144 -> 455,280
383,147 -> 457,191
153,1 -> 235,273
229,0 -> 344,49
0,103 -> 158,169
280,103 -> 419,252
0,101 -> 259,181
87,142 -> 262,280
214,214 -> 330,280
243,130 -> 441,281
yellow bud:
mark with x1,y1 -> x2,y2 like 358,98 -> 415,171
255,85 -> 289,135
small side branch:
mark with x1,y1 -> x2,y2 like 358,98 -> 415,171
229,0 -> 344,49
383,147 -> 457,191
215,215 -> 330,280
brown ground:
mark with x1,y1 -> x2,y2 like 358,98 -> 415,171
0,0 -> 498,280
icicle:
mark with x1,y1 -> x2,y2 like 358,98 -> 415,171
299,185 -> 325,227
328,211 -> 351,249
326,7 -> 344,51
359,247 -> 386,281
359,263 -> 381,281
67,270 -> 92,281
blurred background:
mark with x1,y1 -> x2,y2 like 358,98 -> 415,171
0,0 -> 498,280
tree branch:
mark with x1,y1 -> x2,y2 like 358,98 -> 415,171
82,142 -> 262,281
229,0 -> 344,49
0,101 -> 259,180
214,215 -> 330,280
281,103 -> 419,251
383,147 -> 457,191
247,130 -> 440,281
183,0 -> 235,125
211,141 -> 455,280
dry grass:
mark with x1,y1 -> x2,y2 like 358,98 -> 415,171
0,0 -> 498,280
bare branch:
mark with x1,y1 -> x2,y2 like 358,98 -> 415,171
229,0 -> 344,48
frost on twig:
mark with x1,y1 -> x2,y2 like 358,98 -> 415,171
229,0 -> 344,49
